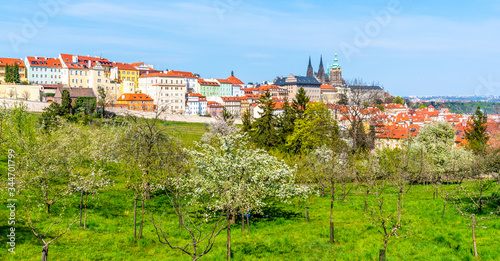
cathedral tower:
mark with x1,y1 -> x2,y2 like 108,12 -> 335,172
329,51 -> 344,86
317,55 -> 325,83
306,56 -> 314,77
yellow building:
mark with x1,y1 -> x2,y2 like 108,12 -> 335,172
0,58 -> 28,84
111,63 -> 139,94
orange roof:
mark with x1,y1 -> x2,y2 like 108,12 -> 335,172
217,79 -> 232,84
60,54 -> 113,69
221,97 -> 241,102
198,79 -> 219,86
376,124 -> 420,139
130,62 -> 144,66
0,58 -> 24,67
167,70 -> 197,78
114,62 -> 138,71
226,75 -> 243,85
117,93 -> 154,102
26,57 -> 61,68
321,84 -> 337,90
141,72 -> 169,78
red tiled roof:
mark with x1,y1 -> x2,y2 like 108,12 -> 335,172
26,57 -> 62,68
0,58 -> 24,67
117,93 -> 154,101
321,84 -> 337,91
141,72 -> 169,78
221,96 -> 241,102
217,79 -> 232,84
114,62 -> 138,71
167,70 -> 197,78
198,79 -> 219,86
226,75 -> 243,84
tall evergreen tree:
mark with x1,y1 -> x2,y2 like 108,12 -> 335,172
465,106 -> 489,154
60,89 -> 72,115
4,64 -> 12,83
292,87 -> 309,119
276,97 -> 296,147
13,63 -> 20,83
252,91 -> 278,148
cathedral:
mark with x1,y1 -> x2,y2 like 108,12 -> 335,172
306,52 -> 345,86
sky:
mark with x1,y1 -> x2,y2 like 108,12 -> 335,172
1,0 -> 500,96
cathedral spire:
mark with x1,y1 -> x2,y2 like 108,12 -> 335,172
318,55 -> 325,83
307,56 -> 314,77
231,70 -> 234,77
332,51 -> 341,69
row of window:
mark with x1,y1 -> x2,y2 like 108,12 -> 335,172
32,74 -> 61,79
31,68 -> 61,72
130,106 -> 151,110
160,99 -> 182,104
129,101 -> 151,104
161,92 -> 182,96
119,71 -> 137,75
160,86 -> 183,90
151,79 -> 184,84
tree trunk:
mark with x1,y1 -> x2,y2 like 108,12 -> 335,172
330,182 -> 335,244
41,244 -> 49,261
134,196 -> 137,239
79,191 -> 83,228
139,198 -> 145,239
304,206 -> 309,222
379,249 -> 386,261
46,203 -> 50,214
442,196 -> 446,218
179,215 -> 183,229
227,218 -> 231,260
397,189 -> 402,225
247,213 -> 250,233
241,214 -> 244,232
364,190 -> 369,213
472,214 -> 478,258
321,183 -> 325,197
84,192 -> 88,229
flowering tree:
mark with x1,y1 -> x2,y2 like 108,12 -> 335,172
186,133 -> 308,260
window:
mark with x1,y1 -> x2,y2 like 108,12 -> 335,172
98,71 -> 101,76
70,70 -> 73,75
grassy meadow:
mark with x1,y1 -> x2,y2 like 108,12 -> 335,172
1,121 -> 500,260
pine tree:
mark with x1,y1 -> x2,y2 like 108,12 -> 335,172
292,87 -> 309,119
4,64 -> 12,83
241,110 -> 252,134
252,91 -> 278,148
465,106 -> 489,154
276,97 -> 296,147
13,63 -> 20,83
60,89 -> 72,115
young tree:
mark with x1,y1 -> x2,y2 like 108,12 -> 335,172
120,111 -> 182,239
286,102 -> 340,154
353,152 -> 380,213
221,107 -> 234,125
448,175 -> 500,258
97,88 -> 107,119
465,106 -> 489,154
187,133 -> 308,260
241,109 -> 252,134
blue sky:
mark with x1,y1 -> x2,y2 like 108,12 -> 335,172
1,0 -> 500,96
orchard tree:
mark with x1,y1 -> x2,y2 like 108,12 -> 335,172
353,152 -> 380,213
187,133 -> 309,260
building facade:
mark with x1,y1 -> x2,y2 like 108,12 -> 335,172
25,57 -> 63,85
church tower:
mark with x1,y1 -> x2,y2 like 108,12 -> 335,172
317,55 -> 325,83
329,51 -> 344,86
306,56 -> 314,77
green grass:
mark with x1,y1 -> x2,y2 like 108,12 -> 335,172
1,122 -> 500,260
1,181 -> 500,260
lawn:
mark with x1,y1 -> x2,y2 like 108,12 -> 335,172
1,121 -> 500,260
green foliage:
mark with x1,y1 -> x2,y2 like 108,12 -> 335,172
252,91 -> 278,148
286,102 -> 340,154
338,93 -> 349,105
241,109 -> 252,134
276,98 -> 296,147
418,104 -> 427,109
98,88 -> 107,119
4,63 -> 20,83
222,107 -> 234,125
292,87 -> 309,118
74,97 -> 97,115
393,96 -> 404,105
61,89 -> 72,115
465,106 -> 489,154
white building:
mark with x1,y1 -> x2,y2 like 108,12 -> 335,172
185,93 -> 208,116
25,56 -> 63,85
139,72 -> 187,114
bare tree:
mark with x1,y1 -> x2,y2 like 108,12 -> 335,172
448,175 -> 500,258
21,90 -> 31,100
